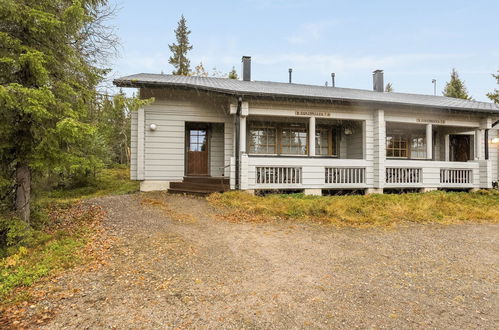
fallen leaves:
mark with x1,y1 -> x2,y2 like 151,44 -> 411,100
140,195 -> 198,223
0,201 -> 114,328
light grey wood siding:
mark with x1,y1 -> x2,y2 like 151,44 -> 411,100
210,123 -> 224,176
138,89 -> 232,181
130,111 -> 138,179
346,126 -> 364,159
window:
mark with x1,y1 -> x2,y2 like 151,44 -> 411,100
281,124 -> 307,155
386,134 -> 426,158
189,129 -> 207,151
386,135 -> 408,158
248,124 -> 277,154
410,136 -> 426,159
315,127 -> 338,156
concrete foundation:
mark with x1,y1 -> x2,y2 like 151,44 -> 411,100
420,187 -> 438,193
304,188 -> 322,196
243,189 -> 255,195
140,181 -> 170,192
365,188 -> 383,195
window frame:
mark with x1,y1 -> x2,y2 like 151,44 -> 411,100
247,123 -> 277,155
386,133 -> 427,159
280,123 -> 308,155
315,126 -> 338,157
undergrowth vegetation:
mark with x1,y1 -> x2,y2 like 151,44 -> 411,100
0,167 -> 137,301
208,190 -> 499,227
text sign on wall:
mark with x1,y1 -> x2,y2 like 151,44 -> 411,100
295,111 -> 331,117
416,118 -> 446,124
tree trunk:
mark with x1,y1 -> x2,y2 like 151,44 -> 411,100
15,164 -> 31,223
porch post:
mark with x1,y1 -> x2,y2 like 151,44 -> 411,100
240,116 -> 247,153
426,124 -> 433,160
309,116 -> 316,156
372,109 -> 385,192
240,102 -> 248,154
475,129 -> 483,160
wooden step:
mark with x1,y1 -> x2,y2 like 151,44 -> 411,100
170,181 -> 229,192
183,176 -> 229,185
168,188 -> 217,196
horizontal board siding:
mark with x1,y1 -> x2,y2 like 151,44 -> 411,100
130,111 -> 138,179
385,159 -> 480,188
346,128 -> 364,159
247,157 -> 371,189
210,123 -> 224,176
142,100 -> 231,181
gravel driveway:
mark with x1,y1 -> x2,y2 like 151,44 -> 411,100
34,193 -> 499,329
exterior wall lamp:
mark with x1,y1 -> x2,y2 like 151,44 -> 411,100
149,123 -> 157,131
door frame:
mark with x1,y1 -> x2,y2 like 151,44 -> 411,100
185,122 -> 211,176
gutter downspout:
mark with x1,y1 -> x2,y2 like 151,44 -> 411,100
485,129 -> 489,160
235,97 -> 242,190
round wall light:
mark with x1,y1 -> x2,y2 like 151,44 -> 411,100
491,137 -> 499,144
149,123 -> 157,131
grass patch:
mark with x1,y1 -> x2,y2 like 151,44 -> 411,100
1,166 -> 136,302
0,203 -> 105,301
207,190 -> 499,227
36,166 -> 139,206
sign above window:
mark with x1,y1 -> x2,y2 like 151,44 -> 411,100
416,118 -> 445,124
295,111 -> 331,117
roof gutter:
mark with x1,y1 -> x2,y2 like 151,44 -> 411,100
113,79 -> 499,115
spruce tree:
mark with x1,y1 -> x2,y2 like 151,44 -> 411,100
168,15 -> 193,76
486,71 -> 499,104
228,66 -> 238,79
0,0 -> 115,222
443,69 -> 472,100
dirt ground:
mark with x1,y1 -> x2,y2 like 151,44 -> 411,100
16,193 -> 499,329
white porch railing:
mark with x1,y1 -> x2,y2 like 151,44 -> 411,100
243,155 -> 371,189
384,160 -> 480,188
325,167 -> 365,184
440,169 -> 473,185
386,168 -> 422,185
256,167 -> 302,185
231,156 -> 485,190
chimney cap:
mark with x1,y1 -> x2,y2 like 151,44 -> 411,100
242,55 -> 251,60
373,69 -> 383,74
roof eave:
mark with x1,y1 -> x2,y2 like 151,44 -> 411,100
113,79 -> 499,115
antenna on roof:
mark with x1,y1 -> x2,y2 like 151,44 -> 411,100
331,73 -> 335,87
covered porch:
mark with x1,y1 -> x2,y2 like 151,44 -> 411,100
230,107 -> 494,194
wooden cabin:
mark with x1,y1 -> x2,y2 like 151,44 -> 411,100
114,57 -> 499,195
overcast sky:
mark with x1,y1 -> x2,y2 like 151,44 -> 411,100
110,0 -> 499,101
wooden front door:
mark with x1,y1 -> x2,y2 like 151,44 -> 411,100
186,124 -> 209,175
450,135 -> 472,162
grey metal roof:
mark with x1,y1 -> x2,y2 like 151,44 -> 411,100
114,73 -> 499,114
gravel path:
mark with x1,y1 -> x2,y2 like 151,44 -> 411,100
37,193 -> 498,329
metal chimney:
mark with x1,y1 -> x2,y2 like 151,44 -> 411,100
331,73 -> 335,87
288,68 -> 292,83
242,56 -> 251,81
373,70 -> 384,92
